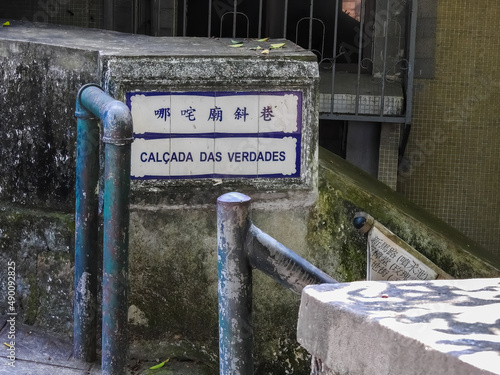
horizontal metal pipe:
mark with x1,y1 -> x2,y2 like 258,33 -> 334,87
246,224 -> 337,294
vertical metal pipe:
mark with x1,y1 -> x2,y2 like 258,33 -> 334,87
73,88 -> 100,363
217,192 -> 253,375
208,0 -> 213,36
232,0 -> 237,38
283,0 -> 288,38
354,0 -> 366,116
379,0 -> 391,116
258,0 -> 263,39
405,0 -> 418,124
183,0 -> 187,36
330,0 -> 340,114
101,143 -> 131,375
308,0 -> 314,50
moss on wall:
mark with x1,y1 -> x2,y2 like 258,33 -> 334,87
318,147 -> 500,279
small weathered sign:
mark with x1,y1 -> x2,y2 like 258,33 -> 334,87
367,226 -> 439,281
126,91 -> 302,180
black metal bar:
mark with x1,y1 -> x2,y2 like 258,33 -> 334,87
330,0 -> 340,114
320,113 -> 407,123
379,0 -> 391,116
246,224 -> 337,294
405,0 -> 418,124
355,0 -> 366,116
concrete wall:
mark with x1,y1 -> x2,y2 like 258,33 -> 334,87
0,23 -> 498,375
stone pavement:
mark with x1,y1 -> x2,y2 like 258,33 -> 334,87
0,316 -> 211,375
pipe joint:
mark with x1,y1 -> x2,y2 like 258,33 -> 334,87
76,83 -> 133,145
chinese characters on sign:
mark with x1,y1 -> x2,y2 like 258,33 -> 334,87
127,91 -> 302,180
367,227 -> 438,281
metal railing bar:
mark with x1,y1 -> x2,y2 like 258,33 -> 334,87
320,113 -> 406,123
233,0 -> 237,38
308,0 -> 314,50
405,0 -> 418,124
258,0 -> 263,39
208,0 -> 212,36
379,0 -> 391,116
183,0 -> 187,36
283,0 -> 289,38
354,0 -> 366,116
330,0 -> 340,114
246,224 -> 337,294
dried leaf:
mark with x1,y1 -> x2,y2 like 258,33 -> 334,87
257,37 -> 269,42
261,49 -> 270,55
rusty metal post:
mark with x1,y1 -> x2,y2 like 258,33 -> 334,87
217,192 -> 253,375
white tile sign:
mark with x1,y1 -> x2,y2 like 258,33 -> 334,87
126,91 -> 302,180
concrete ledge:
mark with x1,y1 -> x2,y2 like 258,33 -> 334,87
297,279 -> 500,375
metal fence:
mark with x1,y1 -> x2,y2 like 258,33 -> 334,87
171,0 -> 417,125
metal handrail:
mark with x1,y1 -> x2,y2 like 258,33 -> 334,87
217,192 -> 336,374
74,84 -> 133,375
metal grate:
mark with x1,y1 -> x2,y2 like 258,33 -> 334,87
177,0 -> 417,124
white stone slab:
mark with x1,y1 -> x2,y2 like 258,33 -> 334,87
297,278 -> 500,375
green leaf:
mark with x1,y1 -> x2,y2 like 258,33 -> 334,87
270,42 -> 286,49
257,37 -> 269,42
229,43 -> 244,48
3,21 -> 10,27
149,358 -> 169,370
231,39 -> 243,44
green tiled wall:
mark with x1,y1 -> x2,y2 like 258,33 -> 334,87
398,0 -> 500,255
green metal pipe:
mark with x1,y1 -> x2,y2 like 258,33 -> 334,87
74,89 -> 100,363
74,84 -> 133,375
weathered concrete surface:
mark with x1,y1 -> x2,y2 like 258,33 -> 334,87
1,21 -> 499,375
297,279 -> 500,375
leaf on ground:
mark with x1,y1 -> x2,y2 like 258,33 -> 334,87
270,42 -> 286,49
250,46 -> 263,50
230,39 -> 243,44
149,358 -> 169,370
229,43 -> 244,48
3,21 -> 10,27
261,49 -> 270,54
257,37 -> 269,42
